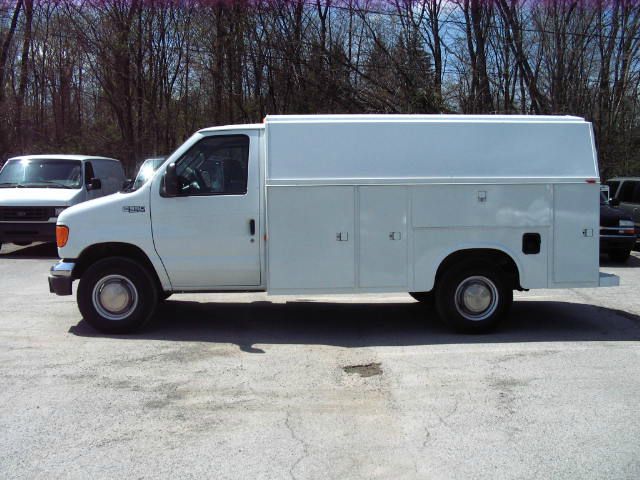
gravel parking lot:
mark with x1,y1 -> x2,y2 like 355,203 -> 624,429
1,242 -> 639,479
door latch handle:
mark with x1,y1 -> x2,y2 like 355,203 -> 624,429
389,232 -> 401,240
336,232 -> 349,241
249,219 -> 256,236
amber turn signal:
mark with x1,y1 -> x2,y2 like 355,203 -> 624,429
56,225 -> 69,248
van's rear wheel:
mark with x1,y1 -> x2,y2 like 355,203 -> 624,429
77,257 -> 158,334
435,262 -> 512,333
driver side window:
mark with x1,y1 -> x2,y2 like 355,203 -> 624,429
175,134 -> 249,196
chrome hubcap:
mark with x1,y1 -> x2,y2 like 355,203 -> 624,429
454,276 -> 499,321
92,275 -> 138,321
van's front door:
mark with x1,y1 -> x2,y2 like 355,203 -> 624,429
150,131 -> 261,289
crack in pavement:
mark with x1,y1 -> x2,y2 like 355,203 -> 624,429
285,410 -> 309,480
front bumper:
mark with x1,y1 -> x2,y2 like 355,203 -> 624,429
48,261 -> 75,296
0,221 -> 56,244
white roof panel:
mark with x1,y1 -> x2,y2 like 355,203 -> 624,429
266,114 -> 586,123
198,123 -> 264,133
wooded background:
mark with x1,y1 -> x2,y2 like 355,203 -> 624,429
1,0 -> 639,177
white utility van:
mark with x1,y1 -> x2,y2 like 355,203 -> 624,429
0,155 -> 125,250
48,115 -> 618,333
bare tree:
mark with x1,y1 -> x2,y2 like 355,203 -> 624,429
0,0 -> 639,176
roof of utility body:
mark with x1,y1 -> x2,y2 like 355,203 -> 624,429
265,114 -> 586,123
264,114 -> 597,182
7,155 -> 120,162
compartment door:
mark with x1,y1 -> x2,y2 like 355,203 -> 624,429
553,184 -> 599,284
359,186 -> 408,288
267,186 -> 355,290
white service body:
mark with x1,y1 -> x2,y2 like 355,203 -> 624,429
55,115 -> 615,296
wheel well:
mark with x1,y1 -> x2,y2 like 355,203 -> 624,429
72,243 -> 162,289
435,249 -> 521,290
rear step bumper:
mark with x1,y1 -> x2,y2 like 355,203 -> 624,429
599,272 -> 620,287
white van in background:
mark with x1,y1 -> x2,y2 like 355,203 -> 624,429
48,115 -> 618,334
130,157 -> 166,190
0,155 -> 125,250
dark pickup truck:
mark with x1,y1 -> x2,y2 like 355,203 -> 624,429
600,190 -> 636,262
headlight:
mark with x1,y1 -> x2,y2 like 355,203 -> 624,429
619,220 -> 634,227
54,207 -> 66,216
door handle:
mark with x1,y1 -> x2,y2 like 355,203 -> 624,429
249,219 -> 256,236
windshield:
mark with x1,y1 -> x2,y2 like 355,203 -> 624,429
0,159 -> 82,189
131,158 -> 165,190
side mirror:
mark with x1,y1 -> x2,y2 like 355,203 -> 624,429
163,163 -> 179,196
87,178 -> 102,191
122,179 -> 133,190
610,198 -> 620,207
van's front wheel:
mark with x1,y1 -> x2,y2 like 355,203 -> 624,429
435,262 -> 512,333
77,257 -> 158,334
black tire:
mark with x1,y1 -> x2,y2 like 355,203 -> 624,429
409,291 -> 433,305
435,261 -> 513,333
608,249 -> 631,262
77,256 -> 159,334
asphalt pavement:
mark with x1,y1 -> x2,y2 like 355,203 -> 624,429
0,242 -> 639,479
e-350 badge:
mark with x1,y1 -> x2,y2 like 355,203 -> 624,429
122,206 -> 146,213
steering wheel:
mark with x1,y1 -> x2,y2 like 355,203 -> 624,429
193,169 -> 207,190
178,167 -> 204,193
